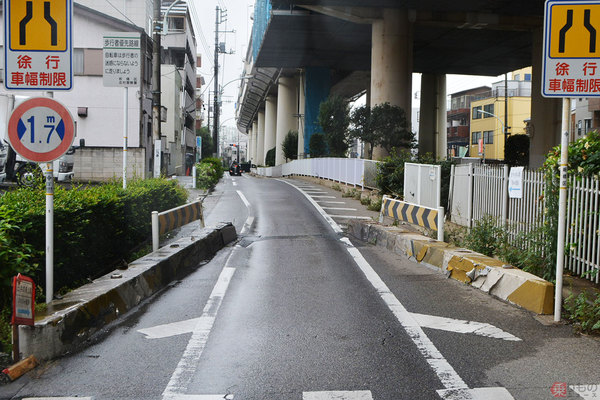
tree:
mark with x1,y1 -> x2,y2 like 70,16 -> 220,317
282,130 -> 298,161
265,147 -> 276,167
318,95 -> 350,157
504,134 -> 530,167
309,133 -> 328,157
349,105 -> 377,159
371,103 -> 416,155
196,126 -> 213,160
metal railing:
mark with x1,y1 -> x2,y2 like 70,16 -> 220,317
450,164 -> 600,282
257,157 -> 379,189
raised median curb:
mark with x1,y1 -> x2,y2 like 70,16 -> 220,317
18,222 -> 237,362
347,219 -> 554,315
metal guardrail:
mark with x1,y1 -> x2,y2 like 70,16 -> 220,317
151,200 -> 204,251
379,195 -> 445,241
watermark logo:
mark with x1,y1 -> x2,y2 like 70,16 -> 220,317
551,382 -> 568,398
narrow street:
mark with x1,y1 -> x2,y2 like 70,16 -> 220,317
2,174 -> 599,400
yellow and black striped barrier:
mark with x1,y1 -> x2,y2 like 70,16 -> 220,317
379,195 -> 445,241
152,200 -> 204,251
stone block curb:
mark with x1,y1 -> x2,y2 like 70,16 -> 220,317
18,223 -> 237,361
347,220 -> 554,315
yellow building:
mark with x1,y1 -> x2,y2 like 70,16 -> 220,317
470,67 -> 531,161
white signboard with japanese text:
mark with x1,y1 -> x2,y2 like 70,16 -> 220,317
543,0 -> 600,97
103,32 -> 141,87
508,167 -> 524,199
3,0 -> 73,90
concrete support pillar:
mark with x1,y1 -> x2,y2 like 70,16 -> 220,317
419,73 -> 447,159
370,8 -> 413,159
264,95 -> 277,164
530,27 -> 562,169
256,111 -> 265,166
252,120 -> 259,163
246,128 -> 252,164
298,72 -> 306,159
275,76 -> 298,165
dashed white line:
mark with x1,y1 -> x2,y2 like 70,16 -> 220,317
303,391 -> 373,400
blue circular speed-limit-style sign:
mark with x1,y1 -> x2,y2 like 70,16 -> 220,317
7,97 -> 75,162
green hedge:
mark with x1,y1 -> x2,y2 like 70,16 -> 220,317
0,178 -> 188,311
195,157 -> 224,189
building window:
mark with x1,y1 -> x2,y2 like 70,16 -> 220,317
585,118 -> 592,133
472,131 -> 481,145
514,74 -> 520,81
578,120 -> 582,136
483,103 -> 494,116
472,106 -> 482,119
524,73 -> 531,81
73,48 -> 84,75
168,16 -> 185,31
484,130 -> 494,144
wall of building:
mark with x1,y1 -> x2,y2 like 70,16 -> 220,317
74,147 -> 146,181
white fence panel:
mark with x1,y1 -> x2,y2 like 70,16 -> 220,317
450,164 -> 473,227
404,163 -> 441,208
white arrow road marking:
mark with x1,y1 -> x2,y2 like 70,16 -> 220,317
411,313 -> 521,341
570,384 -> 600,399
303,391 -> 373,400
139,313 -> 519,342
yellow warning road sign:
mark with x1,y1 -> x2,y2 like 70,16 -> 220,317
7,0 -> 68,51
548,3 -> 600,58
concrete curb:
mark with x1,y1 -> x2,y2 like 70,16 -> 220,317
347,220 -> 554,315
19,222 -> 237,361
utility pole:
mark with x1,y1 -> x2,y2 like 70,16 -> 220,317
213,6 -> 220,157
152,0 -> 162,177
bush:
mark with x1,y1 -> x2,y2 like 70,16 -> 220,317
375,149 -> 413,196
0,179 -> 187,310
564,292 -> 600,334
195,162 -> 220,189
461,216 -> 506,257
200,157 -> 224,179
265,147 -> 276,167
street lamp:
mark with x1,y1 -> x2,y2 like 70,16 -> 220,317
214,75 -> 254,158
476,109 -> 511,161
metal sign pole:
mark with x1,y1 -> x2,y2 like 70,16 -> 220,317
123,87 -> 128,189
45,163 -> 54,304
554,97 -> 570,322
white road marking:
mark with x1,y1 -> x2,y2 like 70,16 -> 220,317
162,253 -> 237,399
303,391 -> 373,400
341,238 -> 514,399
303,190 -> 328,193
321,207 -> 357,211
164,395 -> 233,400
310,195 -> 336,198
232,181 -> 238,186
138,317 -> 200,339
236,190 -> 253,234
316,201 -> 346,204
411,313 -> 521,341
236,190 -> 250,208
570,384 -> 600,399
329,215 -> 372,220
277,179 -> 343,233
23,398 -> 93,400
437,387 -> 515,400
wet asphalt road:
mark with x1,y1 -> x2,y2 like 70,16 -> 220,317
1,173 -> 600,400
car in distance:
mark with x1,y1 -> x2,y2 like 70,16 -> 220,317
229,162 -> 242,176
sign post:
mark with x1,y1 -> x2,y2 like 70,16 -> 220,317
11,274 -> 35,361
542,0 -> 600,321
7,98 -> 75,304
103,32 -> 142,189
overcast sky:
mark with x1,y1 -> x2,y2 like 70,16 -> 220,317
189,0 -> 502,131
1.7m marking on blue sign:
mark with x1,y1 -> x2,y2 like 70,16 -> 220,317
17,115 -> 65,144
